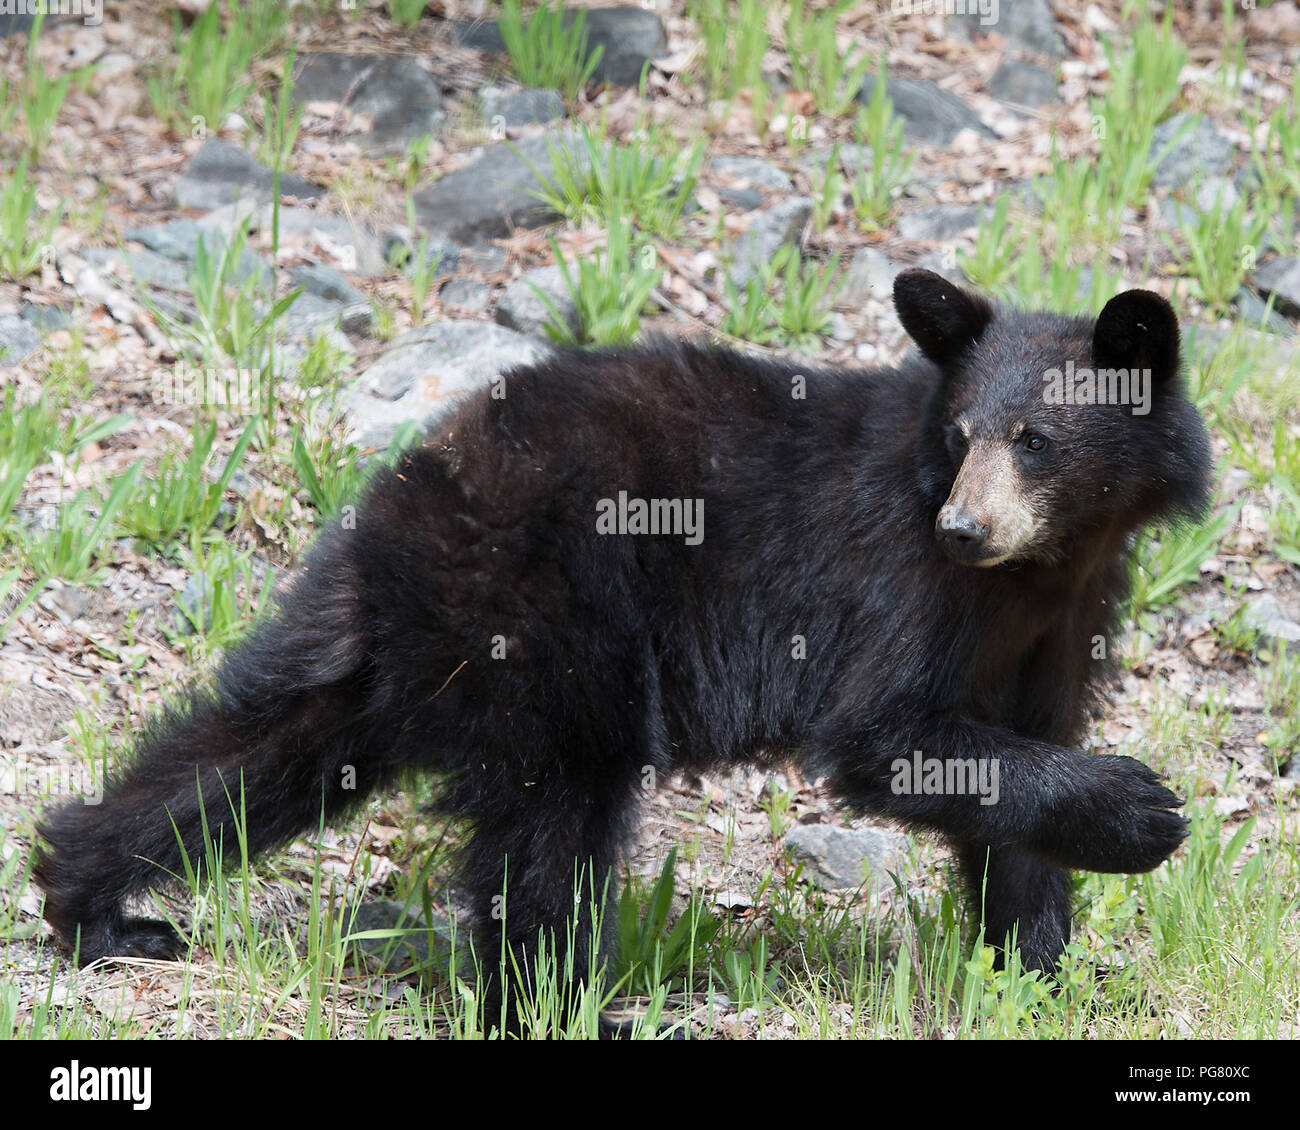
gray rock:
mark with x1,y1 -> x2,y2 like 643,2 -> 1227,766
125,219 -> 270,283
454,245 -> 508,275
1193,176 -> 1241,214
340,303 -> 374,336
255,205 -> 393,277
346,899 -> 456,976
439,277 -> 492,314
988,59 -> 1057,109
785,823 -> 909,892
413,130 -> 588,247
495,264 -> 578,339
174,139 -> 326,211
898,204 -> 984,242
277,292 -> 349,343
726,196 -> 813,289
290,262 -> 367,306
0,315 -> 41,364
948,0 -> 1062,57
796,143 -> 873,183
1235,288 -> 1294,334
292,53 -> 445,155
453,5 -> 667,88
1251,256 -> 1300,319
479,85 -> 566,129
383,231 -> 459,277
37,580 -> 90,625
839,247 -> 902,306
858,75 -> 995,146
1243,593 -> 1300,655
1151,113 -> 1235,189
580,6 -> 668,85
345,320 -> 549,449
717,186 -> 764,211
81,246 -> 192,292
707,154 -> 793,192
19,303 -> 72,332
1156,195 -> 1198,231
175,571 -> 215,635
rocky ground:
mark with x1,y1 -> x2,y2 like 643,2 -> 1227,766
1,1 -> 1299,1038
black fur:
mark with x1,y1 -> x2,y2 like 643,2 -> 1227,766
35,270 -> 1212,1032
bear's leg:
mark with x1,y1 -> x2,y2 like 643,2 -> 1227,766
959,842 -> 1073,974
453,762 -> 639,1038
36,540 -> 386,966
35,675 -> 381,965
818,708 -> 1187,874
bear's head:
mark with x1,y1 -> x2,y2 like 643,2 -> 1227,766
893,268 -> 1212,568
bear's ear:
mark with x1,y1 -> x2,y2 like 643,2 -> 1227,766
1093,289 -> 1181,386
893,268 -> 994,367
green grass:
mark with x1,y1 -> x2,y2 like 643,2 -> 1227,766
687,0 -> 732,101
388,0 -> 427,29
0,156 -> 64,280
1166,182 -> 1268,313
402,236 -> 445,326
163,537 -> 275,661
1092,12 -> 1188,213
121,420 -> 257,552
537,121 -> 704,241
290,416 -> 421,523
774,249 -> 842,349
810,144 -> 845,233
0,384 -> 130,540
688,0 -> 771,131
498,0 -> 604,103
17,13 -> 71,161
850,60 -> 914,232
957,195 -> 1023,296
1249,67 -> 1300,246
20,463 -> 143,585
7,792 -> 1295,1038
542,210 -> 663,345
1003,231 -> 1123,315
720,245 -> 840,350
1259,642 -> 1300,773
254,50 -> 303,171
138,219 -> 293,376
785,0 -> 873,118
148,1 -> 257,135
1127,504 -> 1238,625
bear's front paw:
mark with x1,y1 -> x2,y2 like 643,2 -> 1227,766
1031,755 -> 1187,874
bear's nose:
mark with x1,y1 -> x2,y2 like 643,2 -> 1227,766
936,510 -> 989,561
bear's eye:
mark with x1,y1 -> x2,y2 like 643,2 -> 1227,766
1024,433 -> 1047,452
945,426 -> 968,455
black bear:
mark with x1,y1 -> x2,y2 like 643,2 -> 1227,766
35,269 -> 1211,1034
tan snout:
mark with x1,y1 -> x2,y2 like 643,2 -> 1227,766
936,441 -> 1042,566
